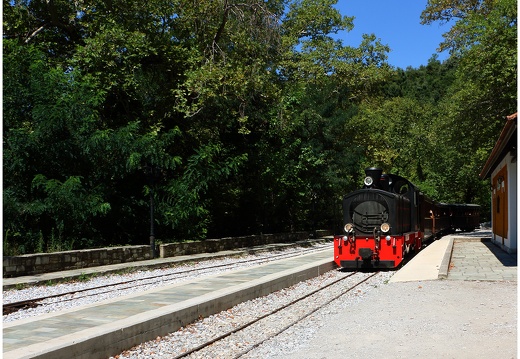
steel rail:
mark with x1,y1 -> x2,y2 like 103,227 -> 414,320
3,245 -> 330,316
171,271 -> 379,359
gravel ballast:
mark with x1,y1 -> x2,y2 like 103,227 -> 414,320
109,270 -> 393,359
3,245 -> 329,323
111,276 -> 516,359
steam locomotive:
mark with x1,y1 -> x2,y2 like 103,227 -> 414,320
334,167 -> 480,269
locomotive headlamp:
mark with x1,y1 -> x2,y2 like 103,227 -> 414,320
364,176 -> 374,187
344,223 -> 354,233
380,222 -> 390,233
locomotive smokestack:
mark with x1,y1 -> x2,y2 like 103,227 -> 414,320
364,167 -> 383,188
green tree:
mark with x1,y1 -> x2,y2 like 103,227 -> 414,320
5,0 -> 393,252
421,0 -> 516,216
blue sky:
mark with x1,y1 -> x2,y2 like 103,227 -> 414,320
333,1 -> 452,69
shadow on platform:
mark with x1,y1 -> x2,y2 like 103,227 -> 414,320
481,239 -> 517,267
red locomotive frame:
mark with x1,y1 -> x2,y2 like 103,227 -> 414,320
334,231 -> 423,268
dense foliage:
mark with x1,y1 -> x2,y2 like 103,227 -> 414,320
4,0 -> 516,254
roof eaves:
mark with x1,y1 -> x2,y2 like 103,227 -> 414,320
479,113 -> 517,180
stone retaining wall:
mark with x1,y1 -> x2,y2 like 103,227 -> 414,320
159,232 -> 315,258
3,245 -> 153,278
3,230 -> 332,278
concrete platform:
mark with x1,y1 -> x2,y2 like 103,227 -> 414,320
390,230 -> 517,283
389,236 -> 453,283
3,247 -> 334,359
2,239 -> 332,290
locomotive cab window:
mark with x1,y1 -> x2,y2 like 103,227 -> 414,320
393,180 -> 409,195
399,184 -> 408,194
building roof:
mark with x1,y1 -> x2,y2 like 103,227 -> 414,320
479,113 -> 517,179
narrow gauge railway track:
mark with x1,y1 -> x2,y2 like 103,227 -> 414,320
3,245 -> 330,317
169,271 -> 379,359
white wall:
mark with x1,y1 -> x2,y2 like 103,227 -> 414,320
490,151 -> 517,253
507,153 -> 517,252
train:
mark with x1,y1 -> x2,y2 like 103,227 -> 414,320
334,167 -> 480,269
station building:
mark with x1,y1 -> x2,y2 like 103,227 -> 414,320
480,112 -> 517,253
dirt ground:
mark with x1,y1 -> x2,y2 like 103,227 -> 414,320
282,280 -> 517,359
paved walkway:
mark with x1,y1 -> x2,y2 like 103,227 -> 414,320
448,235 -> 517,281
390,230 -> 517,283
